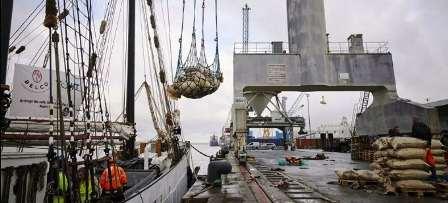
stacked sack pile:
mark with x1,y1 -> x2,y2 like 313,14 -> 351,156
371,137 -> 447,192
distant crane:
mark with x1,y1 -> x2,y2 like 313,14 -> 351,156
287,93 -> 306,116
262,128 -> 271,139
242,4 -> 250,53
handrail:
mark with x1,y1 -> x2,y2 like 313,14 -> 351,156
234,41 -> 390,54
234,42 -> 289,54
327,41 -> 389,54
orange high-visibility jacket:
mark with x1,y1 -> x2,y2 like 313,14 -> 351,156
99,164 -> 128,191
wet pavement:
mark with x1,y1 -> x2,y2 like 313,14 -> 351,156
248,149 -> 444,203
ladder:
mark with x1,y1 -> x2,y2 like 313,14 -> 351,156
359,92 -> 370,113
351,92 -> 370,135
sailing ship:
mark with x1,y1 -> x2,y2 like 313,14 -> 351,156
1,0 -> 222,202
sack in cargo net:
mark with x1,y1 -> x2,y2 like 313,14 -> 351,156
169,0 -> 222,99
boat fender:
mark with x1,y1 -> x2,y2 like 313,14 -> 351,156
13,165 -> 29,203
1,167 -> 14,203
100,20 -> 107,34
207,160 -> 231,184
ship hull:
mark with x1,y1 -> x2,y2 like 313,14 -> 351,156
0,147 -> 191,203
125,149 -> 190,203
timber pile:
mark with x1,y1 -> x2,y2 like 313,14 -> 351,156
371,137 -> 448,197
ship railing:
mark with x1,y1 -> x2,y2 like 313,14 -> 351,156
327,41 -> 389,54
234,41 -> 289,54
234,41 -> 389,54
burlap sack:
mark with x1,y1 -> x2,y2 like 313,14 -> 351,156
376,157 -> 389,162
374,149 -> 393,158
389,169 -> 430,180
386,159 -> 430,170
335,169 -> 358,180
390,137 -> 426,149
396,180 -> 436,190
370,162 -> 382,170
355,170 -> 380,181
390,148 -> 426,159
434,156 -> 446,164
431,149 -> 445,156
373,137 -> 392,150
431,139 -> 444,149
435,164 -> 447,170
436,170 -> 447,176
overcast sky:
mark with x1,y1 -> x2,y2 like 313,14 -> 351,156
8,0 -> 448,143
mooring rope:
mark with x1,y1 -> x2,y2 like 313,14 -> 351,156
190,144 -> 211,158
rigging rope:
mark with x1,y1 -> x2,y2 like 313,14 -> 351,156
10,1 -> 45,45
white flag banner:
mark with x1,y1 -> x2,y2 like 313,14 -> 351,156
8,64 -> 82,118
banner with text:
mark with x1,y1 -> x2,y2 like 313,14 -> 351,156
8,64 -> 82,118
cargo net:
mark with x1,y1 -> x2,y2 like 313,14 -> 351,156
168,0 -> 222,99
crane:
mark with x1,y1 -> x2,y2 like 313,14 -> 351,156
287,93 -> 306,116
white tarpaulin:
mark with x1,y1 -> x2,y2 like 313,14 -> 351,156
8,64 -> 82,118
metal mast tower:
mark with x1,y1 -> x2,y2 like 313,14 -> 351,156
242,4 -> 250,53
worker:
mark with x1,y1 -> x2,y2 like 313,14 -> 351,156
99,158 -> 128,202
440,130 -> 448,147
441,130 -> 448,168
53,170 -> 68,203
78,167 -> 96,202
411,117 -> 432,146
388,126 -> 401,137
410,117 -> 435,179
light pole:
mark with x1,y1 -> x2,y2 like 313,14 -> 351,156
306,94 -> 311,138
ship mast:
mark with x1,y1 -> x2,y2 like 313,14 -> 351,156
0,0 -> 14,132
125,0 -> 136,158
0,0 -> 14,84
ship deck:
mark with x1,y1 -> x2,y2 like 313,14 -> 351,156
183,149 -> 445,203
248,149 -> 444,203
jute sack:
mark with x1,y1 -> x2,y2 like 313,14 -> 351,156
335,169 -> 358,180
390,137 -> 426,149
374,149 -> 393,158
435,164 -> 447,170
375,157 -> 388,163
431,149 -> 445,156
396,180 -> 436,190
373,137 -> 392,150
434,156 -> 446,164
369,162 -> 382,170
386,159 -> 430,170
390,148 -> 426,159
436,170 -> 447,176
389,169 -> 430,180
355,170 -> 380,181
431,139 -> 444,149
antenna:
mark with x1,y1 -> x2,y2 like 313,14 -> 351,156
242,4 -> 250,53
